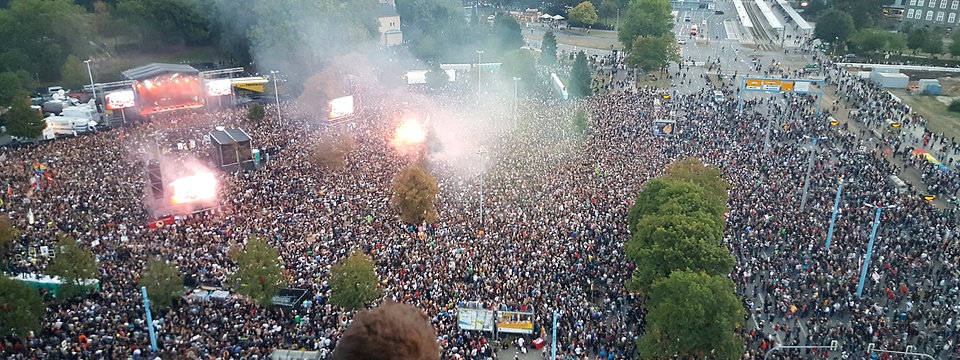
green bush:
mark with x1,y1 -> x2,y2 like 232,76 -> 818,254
949,99 -> 960,112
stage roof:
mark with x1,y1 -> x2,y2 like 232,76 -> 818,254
122,63 -> 200,80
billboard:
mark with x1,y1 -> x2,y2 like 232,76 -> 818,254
206,79 -> 233,96
328,95 -> 355,119
497,311 -> 534,334
457,308 -> 495,332
654,120 -> 676,137
105,90 -> 135,110
744,79 -> 813,92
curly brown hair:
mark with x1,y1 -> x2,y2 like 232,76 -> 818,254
331,302 -> 440,360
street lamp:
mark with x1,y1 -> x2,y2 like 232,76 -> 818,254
857,203 -> 896,298
84,59 -> 96,103
799,135 -> 826,210
513,77 -> 521,124
269,70 -> 282,124
476,50 -> 484,102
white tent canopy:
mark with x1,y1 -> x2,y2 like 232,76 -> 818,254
539,13 -> 553,19
552,14 -> 565,20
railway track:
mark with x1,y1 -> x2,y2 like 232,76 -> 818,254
742,0 -> 778,51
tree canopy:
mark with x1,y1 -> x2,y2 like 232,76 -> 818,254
618,0 -> 673,51
0,215 -> 19,251
489,12 -> 525,56
390,164 -> 440,224
813,9 -> 855,43
0,0 -> 93,81
230,236 -> 285,305
569,51 -> 592,98
625,159 -> 733,286
540,31 -> 558,66
47,237 -> 99,299
396,0 -> 471,61
139,257 -> 184,310
0,277 -> 44,339
4,92 -> 46,139
626,34 -> 679,71
639,271 -> 745,360
568,1 -> 599,28
329,251 -> 382,311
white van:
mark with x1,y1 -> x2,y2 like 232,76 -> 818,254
888,175 -> 909,194
713,90 -> 724,103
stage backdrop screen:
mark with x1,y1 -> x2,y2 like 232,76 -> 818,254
206,79 -> 232,96
105,90 -> 135,110
328,95 -> 354,119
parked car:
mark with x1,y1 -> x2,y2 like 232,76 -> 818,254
715,10 -> 725,15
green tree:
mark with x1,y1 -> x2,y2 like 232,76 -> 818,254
907,28 -> 931,50
572,109 -> 589,135
4,92 -> 46,139
814,9 -> 855,44
618,0 -> 673,51
885,33 -> 907,52
139,257 -> 184,310
569,51 -> 592,98
951,32 -> 960,57
639,271 -> 745,360
0,0 -> 93,80
0,72 -> 25,107
626,179 -> 725,235
661,157 -> 730,216
390,164 -> 440,224
396,0 -> 471,61
47,237 -> 98,299
849,28 -> 890,53
60,55 -> 87,90
569,1 -> 599,28
490,12 -> 524,55
230,236 -> 285,305
0,216 -> 20,251
626,34 -> 680,71
626,213 -> 734,292
247,103 -> 265,122
425,65 -> 450,89
921,35 -> 943,54
499,49 -> 538,89
540,31 -> 559,65
0,277 -> 44,339
329,251 -> 382,311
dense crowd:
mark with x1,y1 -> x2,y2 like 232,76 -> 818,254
0,48 -> 957,360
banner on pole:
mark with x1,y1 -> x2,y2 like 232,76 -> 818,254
497,311 -> 534,334
457,307 -> 494,332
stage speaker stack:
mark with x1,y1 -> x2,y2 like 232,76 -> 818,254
146,162 -> 164,199
209,128 -> 254,172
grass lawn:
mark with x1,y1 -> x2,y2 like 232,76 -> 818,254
890,90 -> 960,141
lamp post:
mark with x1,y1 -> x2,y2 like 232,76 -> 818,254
825,177 -> 844,250
270,70 -> 282,124
476,50 -> 484,102
799,135 -> 826,210
513,77 -> 521,124
857,203 -> 896,298
84,59 -> 96,103
141,287 -> 158,352
551,311 -> 560,360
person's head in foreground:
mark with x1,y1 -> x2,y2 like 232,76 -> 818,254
331,302 -> 440,360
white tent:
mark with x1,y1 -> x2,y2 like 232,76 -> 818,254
539,13 -> 553,19
552,15 -> 565,20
